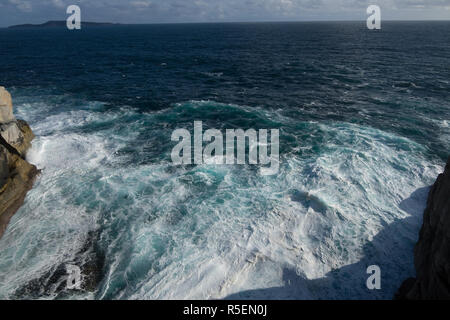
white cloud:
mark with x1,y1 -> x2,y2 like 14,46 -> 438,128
50,0 -> 65,8
130,1 -> 153,8
2,0 -> 450,25
8,0 -> 32,12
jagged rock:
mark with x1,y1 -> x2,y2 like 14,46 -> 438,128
0,87 -> 34,157
0,86 -> 15,123
0,122 -> 24,149
0,146 -> 9,188
0,87 -> 38,239
16,119 -> 35,154
0,149 -> 39,238
0,120 -> 35,156
396,157 -> 450,300
13,231 -> 105,299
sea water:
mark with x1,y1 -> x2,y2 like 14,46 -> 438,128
0,22 -> 449,299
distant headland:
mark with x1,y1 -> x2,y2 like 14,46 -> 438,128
8,20 -> 120,29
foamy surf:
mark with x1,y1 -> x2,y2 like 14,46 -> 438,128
0,92 -> 443,300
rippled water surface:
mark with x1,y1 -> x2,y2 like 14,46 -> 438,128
0,22 -> 449,299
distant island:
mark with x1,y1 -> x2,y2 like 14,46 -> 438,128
8,20 -> 120,29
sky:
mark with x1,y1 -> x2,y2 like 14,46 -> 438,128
0,0 -> 449,27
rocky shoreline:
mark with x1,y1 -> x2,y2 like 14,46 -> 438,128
397,157 -> 450,299
0,87 -> 38,239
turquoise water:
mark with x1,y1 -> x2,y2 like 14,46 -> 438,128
0,22 -> 449,299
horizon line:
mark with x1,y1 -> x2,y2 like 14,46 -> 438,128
3,18 -> 450,29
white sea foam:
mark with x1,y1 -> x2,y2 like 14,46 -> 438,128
120,122 -> 440,300
0,97 -> 443,299
423,117 -> 450,151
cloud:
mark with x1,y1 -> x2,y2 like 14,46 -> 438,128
8,0 -> 32,12
130,0 -> 153,9
50,0 -> 65,8
1,0 -> 449,27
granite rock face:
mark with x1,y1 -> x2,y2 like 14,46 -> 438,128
397,157 -> 450,299
0,87 -> 15,123
0,87 -> 38,239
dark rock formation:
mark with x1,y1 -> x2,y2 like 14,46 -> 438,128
13,231 -> 105,299
0,86 -> 39,239
396,157 -> 450,299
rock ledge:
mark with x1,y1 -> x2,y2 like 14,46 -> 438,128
0,87 -> 38,239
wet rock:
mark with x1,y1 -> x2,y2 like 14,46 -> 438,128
13,231 -> 105,299
0,149 -> 39,238
0,87 -> 38,239
397,157 -> 450,299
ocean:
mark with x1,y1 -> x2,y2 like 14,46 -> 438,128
0,21 -> 449,299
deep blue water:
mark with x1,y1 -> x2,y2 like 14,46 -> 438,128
0,22 -> 449,299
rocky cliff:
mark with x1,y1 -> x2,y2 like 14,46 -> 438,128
0,87 -> 38,239
397,157 -> 450,299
